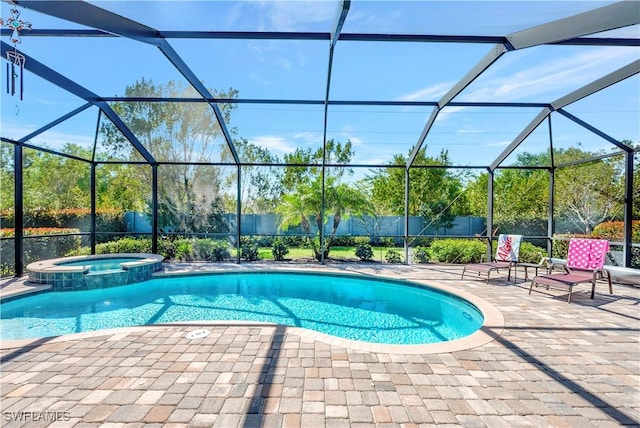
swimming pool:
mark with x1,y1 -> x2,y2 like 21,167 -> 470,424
1,272 -> 484,344
58,257 -> 144,271
26,253 -> 164,291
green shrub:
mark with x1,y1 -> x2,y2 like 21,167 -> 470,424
1,228 -> 82,276
174,239 -> 193,261
157,237 -> 177,260
329,236 -> 356,247
428,239 -> 485,264
489,240 -> 545,263
271,238 -> 289,261
385,248 -> 402,263
517,242 -> 546,263
380,237 -> 396,247
211,240 -> 231,261
592,220 -> 640,242
283,236 -> 307,247
551,234 -> 589,258
240,237 -> 260,261
413,246 -> 430,263
191,238 -> 215,261
355,241 -> 374,261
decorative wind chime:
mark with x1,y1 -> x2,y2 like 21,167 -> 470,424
1,8 -> 31,100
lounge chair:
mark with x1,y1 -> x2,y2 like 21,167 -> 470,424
462,234 -> 522,283
529,238 -> 613,303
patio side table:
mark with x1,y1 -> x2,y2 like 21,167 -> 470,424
517,262 -> 551,281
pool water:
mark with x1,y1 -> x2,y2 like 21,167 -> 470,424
0,272 -> 483,344
58,257 -> 142,272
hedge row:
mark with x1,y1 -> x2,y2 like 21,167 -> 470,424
592,220 -> 640,242
1,228 -> 82,277
422,239 -> 546,264
0,209 -> 126,233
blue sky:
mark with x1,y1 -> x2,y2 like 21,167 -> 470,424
1,1 -> 638,169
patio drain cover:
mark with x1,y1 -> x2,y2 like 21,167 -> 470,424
186,329 -> 211,340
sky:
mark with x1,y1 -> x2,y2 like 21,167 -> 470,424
1,0 -> 639,170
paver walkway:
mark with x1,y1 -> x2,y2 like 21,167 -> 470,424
1,263 -> 639,427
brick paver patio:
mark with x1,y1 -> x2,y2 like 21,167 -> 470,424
1,263 -> 639,427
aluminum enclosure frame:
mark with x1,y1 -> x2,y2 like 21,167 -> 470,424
1,0 -> 638,275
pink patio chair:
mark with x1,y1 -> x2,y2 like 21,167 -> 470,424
462,234 -> 522,283
529,238 -> 613,303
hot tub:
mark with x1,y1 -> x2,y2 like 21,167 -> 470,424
26,253 -> 164,291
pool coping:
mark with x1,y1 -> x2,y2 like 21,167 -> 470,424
25,253 -> 164,273
0,267 -> 504,354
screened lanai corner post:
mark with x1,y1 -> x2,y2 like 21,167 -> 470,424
486,168 -> 495,263
404,167 -> 410,264
13,142 -> 23,277
151,165 -> 158,255
547,168 -> 555,257
89,109 -> 102,255
236,165 -> 241,264
547,115 -> 555,258
623,150 -> 635,267
90,163 -> 96,255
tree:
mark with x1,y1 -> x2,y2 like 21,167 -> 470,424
0,142 -> 15,214
463,145 -> 628,235
276,139 -> 371,260
102,79 -> 238,233
222,138 -> 283,214
22,144 -> 91,212
368,147 -> 467,231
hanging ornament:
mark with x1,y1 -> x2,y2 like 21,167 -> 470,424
1,8 -> 31,100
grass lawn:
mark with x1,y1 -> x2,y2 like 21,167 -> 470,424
257,246 -> 403,262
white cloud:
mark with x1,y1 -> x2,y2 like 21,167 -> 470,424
486,140 -> 511,147
397,82 -> 453,102
250,135 -> 297,154
248,0 -> 336,32
293,131 -> 322,143
460,47 -> 639,103
0,123 -> 95,151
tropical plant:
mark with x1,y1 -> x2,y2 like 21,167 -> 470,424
271,238 -> 290,261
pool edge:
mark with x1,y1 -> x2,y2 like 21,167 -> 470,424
0,267 -> 504,354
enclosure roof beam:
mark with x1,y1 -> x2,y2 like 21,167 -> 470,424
505,1 -> 640,49
556,109 -> 632,153
490,108 -> 552,171
0,42 -> 156,164
95,97 -> 551,108
438,44 -> 509,109
18,103 -> 92,144
15,0 -> 239,164
331,0 -> 351,46
407,107 -> 440,168
417,1 -> 638,168
157,39 -> 239,163
12,0 -> 161,45
552,60 -> 640,110
323,0 -> 351,152
1,137 -> 93,162
8,29 -> 639,48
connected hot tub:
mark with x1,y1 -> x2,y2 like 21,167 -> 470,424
26,253 -> 164,291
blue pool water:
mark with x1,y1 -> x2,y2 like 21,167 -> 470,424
0,272 -> 483,344
58,257 -> 142,271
